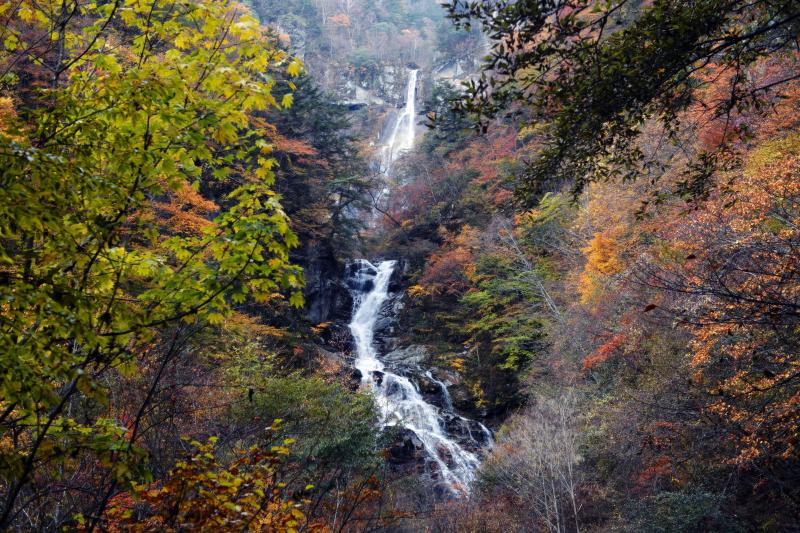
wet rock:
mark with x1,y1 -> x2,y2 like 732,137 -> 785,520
432,482 -> 454,500
447,382 -> 482,417
373,315 -> 395,337
416,373 -> 441,395
378,336 -> 401,352
345,260 -> 378,293
346,260 -> 377,278
399,366 -> 449,410
383,345 -> 429,366
436,443 -> 454,466
371,370 -> 384,386
387,261 -> 407,292
387,428 -> 425,464
348,368 -> 362,391
440,413 -> 494,453
430,368 -> 461,386
384,377 -> 407,399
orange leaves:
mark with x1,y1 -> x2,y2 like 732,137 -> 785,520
419,246 -> 473,296
273,134 -> 318,158
328,13 -> 350,27
464,130 -> 517,208
686,55 -> 800,153
418,225 -> 480,297
226,311 -> 287,339
659,108 -> 800,469
636,455 -> 673,488
153,182 -> 219,237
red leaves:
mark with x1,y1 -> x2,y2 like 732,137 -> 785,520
582,332 -> 626,370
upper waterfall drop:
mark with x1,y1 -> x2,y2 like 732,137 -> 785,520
347,259 -> 490,495
400,68 -> 418,157
380,69 -> 419,174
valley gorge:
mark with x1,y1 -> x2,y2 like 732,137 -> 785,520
301,62 -> 497,500
3,0 -> 800,531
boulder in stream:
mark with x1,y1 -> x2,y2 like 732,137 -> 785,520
387,427 -> 426,465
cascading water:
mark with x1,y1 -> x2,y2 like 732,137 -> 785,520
348,259 -> 491,494
380,69 -> 419,174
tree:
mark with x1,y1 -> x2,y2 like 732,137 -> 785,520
480,394 -> 582,533
102,435 -> 314,532
445,0 -> 800,202
645,132 -> 800,523
0,1 -> 304,527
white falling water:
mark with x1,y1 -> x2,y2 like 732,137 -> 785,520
379,69 -> 419,174
348,259 -> 484,494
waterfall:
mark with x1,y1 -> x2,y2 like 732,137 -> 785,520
348,259 -> 490,494
380,69 -> 419,174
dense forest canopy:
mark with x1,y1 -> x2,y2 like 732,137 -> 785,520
1,0 -> 799,531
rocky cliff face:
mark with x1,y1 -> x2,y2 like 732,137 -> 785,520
303,248 -> 353,325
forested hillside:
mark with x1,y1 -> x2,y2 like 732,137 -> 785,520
1,0 -> 799,532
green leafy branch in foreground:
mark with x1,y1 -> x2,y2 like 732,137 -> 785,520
0,0 -> 304,526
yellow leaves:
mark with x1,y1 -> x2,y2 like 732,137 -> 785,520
583,233 -> 623,276
578,233 -> 623,306
107,436 -> 310,531
18,3 -> 48,25
287,59 -> 303,78
174,31 -> 191,50
3,31 -> 20,53
289,291 -> 304,308
450,357 -> 466,373
407,284 -> 433,299
212,121 -> 239,144
0,0 -> 308,497
0,97 -> 17,134
577,271 -> 602,306
206,312 -> 226,325
281,93 -> 294,109
310,322 -> 331,335
517,121 -> 548,141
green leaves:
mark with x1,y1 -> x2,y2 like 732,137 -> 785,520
0,0 -> 305,521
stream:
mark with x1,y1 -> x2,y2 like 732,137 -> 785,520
342,69 -> 492,495
347,259 -> 492,494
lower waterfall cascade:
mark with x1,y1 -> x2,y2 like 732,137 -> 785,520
347,259 -> 492,494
